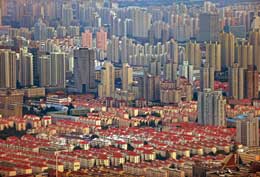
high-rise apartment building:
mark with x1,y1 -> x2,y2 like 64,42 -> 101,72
198,89 -> 226,126
122,63 -> 133,91
245,65 -> 259,99
74,48 -> 96,93
219,32 -> 235,69
39,52 -> 66,88
0,49 -> 17,89
249,29 -> 260,72
62,3 -> 73,26
236,113 -> 259,147
200,62 -> 214,91
144,73 -> 160,102
235,42 -> 253,69
228,63 -> 245,99
98,62 -> 115,98
198,13 -> 219,42
179,61 -> 194,84
185,41 -> 201,69
206,42 -> 221,72
82,30 -> 93,48
50,53 -> 66,88
39,55 -> 51,87
33,19 -> 47,41
149,59 -> 161,76
19,48 -> 34,87
107,36 -> 119,63
130,8 -> 152,39
96,28 -> 107,51
167,39 -> 179,64
164,62 -> 178,81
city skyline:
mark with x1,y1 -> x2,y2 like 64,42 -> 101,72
0,0 -> 260,176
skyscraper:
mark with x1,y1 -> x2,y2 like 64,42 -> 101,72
235,42 -> 253,69
178,61 -> 194,84
219,32 -> 235,69
167,39 -> 179,64
144,73 -> 160,102
39,55 -> 51,87
74,48 -> 96,93
82,30 -> 93,48
149,59 -> 161,76
228,63 -> 245,99
198,13 -> 219,42
96,28 -> 107,51
245,65 -> 259,99
19,49 -> 34,87
62,3 -> 73,26
50,53 -> 66,88
236,113 -> 259,147
98,62 -> 115,98
131,7 -> 152,39
249,29 -> 260,72
185,41 -> 201,69
198,89 -> 226,126
122,63 -> 133,91
206,42 -> 221,72
33,19 -> 47,41
164,61 -> 178,81
0,49 -> 17,89
107,35 -> 119,63
200,62 -> 214,91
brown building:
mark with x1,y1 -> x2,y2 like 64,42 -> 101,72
0,49 -> 17,89
0,89 -> 24,117
144,73 -> 160,102
245,65 -> 259,99
236,113 -> 259,147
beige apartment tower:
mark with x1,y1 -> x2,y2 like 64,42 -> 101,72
235,42 -> 253,69
0,49 -> 17,89
39,55 -> 51,87
200,62 -> 214,91
98,62 -> 115,98
122,63 -> 133,91
206,42 -> 221,72
236,113 -> 259,147
50,53 -> 66,88
228,63 -> 245,99
198,89 -> 226,126
17,49 -> 33,87
219,31 -> 235,69
167,39 -> 179,65
185,41 -> 201,69
249,29 -> 260,72
164,62 -> 178,81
